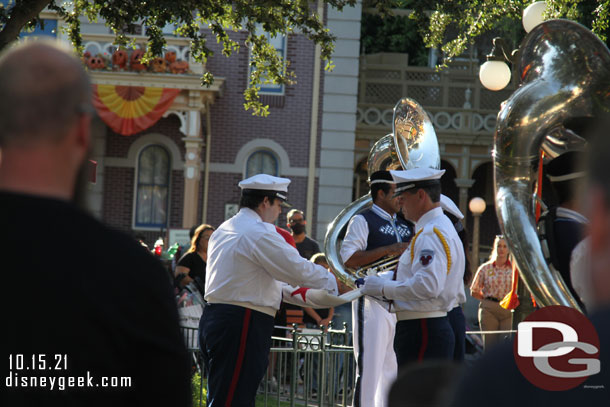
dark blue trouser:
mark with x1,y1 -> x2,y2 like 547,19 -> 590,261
394,316 -> 455,368
199,303 -> 274,407
448,306 -> 466,362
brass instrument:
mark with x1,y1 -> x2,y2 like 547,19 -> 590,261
493,19 -> 610,311
349,256 -> 400,279
324,98 -> 440,289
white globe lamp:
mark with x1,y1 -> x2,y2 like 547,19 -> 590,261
523,1 -> 547,33
469,197 -> 487,215
479,60 -> 512,91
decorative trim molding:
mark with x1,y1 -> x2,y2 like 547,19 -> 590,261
454,178 -> 476,188
470,158 -> 493,178
357,106 -> 497,135
104,133 -> 184,170
442,158 -> 460,173
206,138 -> 316,177
207,163 -> 311,177
163,110 -> 187,134
90,70 -> 225,92
234,139 -> 291,175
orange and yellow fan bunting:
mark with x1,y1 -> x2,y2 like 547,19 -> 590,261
92,85 -> 180,136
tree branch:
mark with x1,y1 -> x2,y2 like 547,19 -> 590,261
0,0 -> 52,51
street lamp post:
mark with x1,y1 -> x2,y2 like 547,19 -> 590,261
469,197 -> 487,274
479,1 -> 548,92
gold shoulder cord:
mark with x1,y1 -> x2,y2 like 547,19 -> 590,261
410,229 -> 424,263
433,227 -> 452,274
410,227 -> 452,274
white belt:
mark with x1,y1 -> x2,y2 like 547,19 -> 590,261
396,310 -> 447,321
206,299 -> 277,317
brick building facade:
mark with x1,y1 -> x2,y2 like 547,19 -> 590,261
78,5 -> 362,248
27,4 -> 362,248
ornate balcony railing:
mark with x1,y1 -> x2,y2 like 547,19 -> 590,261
81,32 -> 203,75
357,53 -> 516,142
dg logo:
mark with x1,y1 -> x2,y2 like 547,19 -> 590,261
513,305 -> 600,391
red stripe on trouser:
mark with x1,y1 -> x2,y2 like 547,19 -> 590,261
225,308 -> 252,406
417,319 -> 428,362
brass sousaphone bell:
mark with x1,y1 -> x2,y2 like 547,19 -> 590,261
324,98 -> 440,289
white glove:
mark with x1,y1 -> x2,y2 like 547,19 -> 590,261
361,275 -> 386,297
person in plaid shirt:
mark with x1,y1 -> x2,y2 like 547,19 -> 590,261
470,235 -> 513,350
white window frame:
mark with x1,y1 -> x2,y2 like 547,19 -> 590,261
133,144 -> 172,230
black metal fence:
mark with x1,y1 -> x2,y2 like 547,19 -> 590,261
181,323 -> 356,407
259,324 -> 355,407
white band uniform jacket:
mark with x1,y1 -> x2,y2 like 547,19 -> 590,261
204,208 -> 338,316
384,207 -> 466,319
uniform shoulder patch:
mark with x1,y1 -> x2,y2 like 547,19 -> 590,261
419,249 -> 435,266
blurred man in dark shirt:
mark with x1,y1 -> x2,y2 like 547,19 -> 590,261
0,40 -> 190,407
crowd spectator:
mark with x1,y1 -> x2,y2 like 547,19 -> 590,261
175,224 -> 215,295
470,235 -> 513,350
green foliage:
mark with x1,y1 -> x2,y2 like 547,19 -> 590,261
254,394 -> 292,407
191,371 -> 292,407
6,1 -> 610,114
191,372 -> 206,406
0,0 -> 357,116
360,13 -> 429,66
367,0 -> 610,67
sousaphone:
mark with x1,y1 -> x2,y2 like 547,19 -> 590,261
324,98 -> 440,289
494,19 -> 610,311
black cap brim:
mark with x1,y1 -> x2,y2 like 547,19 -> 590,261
274,191 -> 291,208
393,185 -> 413,198
242,188 -> 291,207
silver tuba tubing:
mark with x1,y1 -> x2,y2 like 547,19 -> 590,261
494,19 -> 610,312
323,133 -> 395,289
324,193 -> 373,289
324,97 -> 440,289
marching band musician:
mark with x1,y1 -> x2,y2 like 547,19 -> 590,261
543,151 -> 588,310
341,170 -> 414,407
439,194 -> 469,361
361,168 -> 465,366
200,174 -> 339,407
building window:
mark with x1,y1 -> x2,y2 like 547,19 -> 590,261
135,145 -> 170,228
249,31 -> 287,95
246,150 -> 279,178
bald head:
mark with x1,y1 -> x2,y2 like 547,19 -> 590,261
0,40 -> 91,147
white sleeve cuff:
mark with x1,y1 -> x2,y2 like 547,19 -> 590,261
382,280 -> 401,300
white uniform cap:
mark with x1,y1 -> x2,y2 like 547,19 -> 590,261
239,174 -> 292,207
440,194 -> 464,219
390,168 -> 445,195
